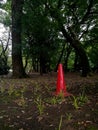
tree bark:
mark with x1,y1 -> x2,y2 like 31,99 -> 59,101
55,43 -> 65,72
64,46 -> 72,72
61,26 -> 90,76
11,0 -> 27,78
47,6 -> 90,76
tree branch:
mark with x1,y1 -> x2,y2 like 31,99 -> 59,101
80,0 -> 94,24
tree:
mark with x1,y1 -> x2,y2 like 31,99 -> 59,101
3,0 -> 98,77
11,0 -> 27,78
22,0 -> 60,74
0,1 -> 11,75
0,39 -> 10,75
45,0 -> 98,76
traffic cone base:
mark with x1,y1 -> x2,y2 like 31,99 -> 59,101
53,91 -> 72,97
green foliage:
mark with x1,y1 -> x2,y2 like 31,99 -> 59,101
85,25 -> 98,69
1,0 -> 98,73
55,115 -> 63,130
0,57 -> 10,75
58,115 -> 63,130
66,113 -> 72,121
72,92 -> 88,109
34,96 -> 45,115
46,92 -> 65,105
22,0 -> 61,72
21,0 -> 98,72
0,0 -> 11,26
0,45 -> 10,75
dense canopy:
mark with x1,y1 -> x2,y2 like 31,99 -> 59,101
0,0 -> 98,77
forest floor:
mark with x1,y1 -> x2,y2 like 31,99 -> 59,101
0,72 -> 98,130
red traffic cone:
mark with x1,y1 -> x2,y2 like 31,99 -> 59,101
54,64 -> 72,96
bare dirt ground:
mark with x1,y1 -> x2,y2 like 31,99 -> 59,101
0,72 -> 98,130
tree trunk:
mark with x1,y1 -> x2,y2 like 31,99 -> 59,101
40,54 -> 47,75
55,43 -> 65,72
64,46 -> 72,72
11,0 -> 27,78
61,26 -> 90,76
48,7 -> 90,77
74,51 -> 81,71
